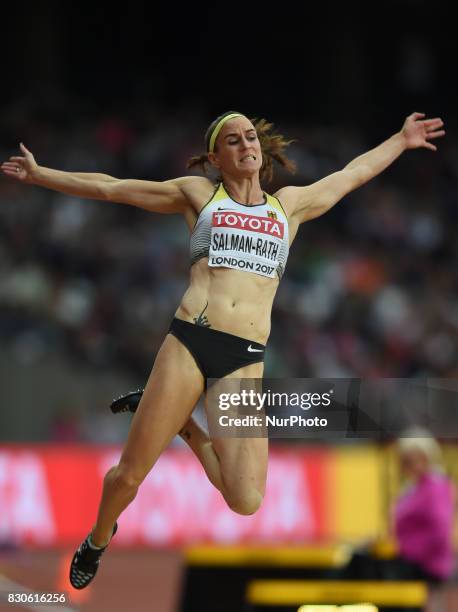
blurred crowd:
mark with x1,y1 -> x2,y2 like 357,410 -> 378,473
0,101 -> 457,440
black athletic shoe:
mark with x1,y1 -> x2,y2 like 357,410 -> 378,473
69,523 -> 118,589
110,389 -> 144,414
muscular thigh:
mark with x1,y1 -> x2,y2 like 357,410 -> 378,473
120,334 -> 204,479
207,362 -> 268,495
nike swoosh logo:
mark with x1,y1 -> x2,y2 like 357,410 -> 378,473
217,207 -> 236,211
247,345 -> 264,353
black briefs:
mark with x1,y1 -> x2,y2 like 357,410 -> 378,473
168,318 -> 265,380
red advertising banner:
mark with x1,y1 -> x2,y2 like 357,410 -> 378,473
0,446 -> 332,547
212,211 -> 285,238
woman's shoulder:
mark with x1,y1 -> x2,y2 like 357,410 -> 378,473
171,175 -> 216,210
271,185 -> 296,215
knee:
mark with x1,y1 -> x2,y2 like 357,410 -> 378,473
226,488 -> 264,516
108,463 -> 145,492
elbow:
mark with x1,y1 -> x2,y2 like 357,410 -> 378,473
342,165 -> 371,190
354,165 -> 372,187
98,182 -> 112,201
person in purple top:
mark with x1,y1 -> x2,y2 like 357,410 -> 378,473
342,428 -> 454,594
394,429 -> 455,583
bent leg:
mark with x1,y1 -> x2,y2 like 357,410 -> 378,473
204,362 -> 268,516
91,334 -> 204,545
213,435 -> 267,515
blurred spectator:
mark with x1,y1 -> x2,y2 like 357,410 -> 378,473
342,427 -> 455,589
394,428 -> 455,583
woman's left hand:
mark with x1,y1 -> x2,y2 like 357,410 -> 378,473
401,112 -> 445,151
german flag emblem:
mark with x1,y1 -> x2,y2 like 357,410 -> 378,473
267,210 -> 277,220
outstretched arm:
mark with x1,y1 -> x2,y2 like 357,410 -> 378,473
1,143 -> 204,214
277,112 -> 445,224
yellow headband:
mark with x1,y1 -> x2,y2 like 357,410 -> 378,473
208,113 -> 244,153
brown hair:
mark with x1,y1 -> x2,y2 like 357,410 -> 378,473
187,111 -> 296,184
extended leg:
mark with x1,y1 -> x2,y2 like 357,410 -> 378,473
92,334 -> 205,545
70,334 -> 205,589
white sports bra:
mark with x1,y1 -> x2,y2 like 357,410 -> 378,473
190,183 -> 289,279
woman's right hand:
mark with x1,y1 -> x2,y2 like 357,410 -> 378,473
1,143 -> 39,183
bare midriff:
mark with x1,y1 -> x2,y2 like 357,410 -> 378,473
175,257 -> 279,344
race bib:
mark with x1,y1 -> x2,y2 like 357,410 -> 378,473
208,210 -> 284,278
